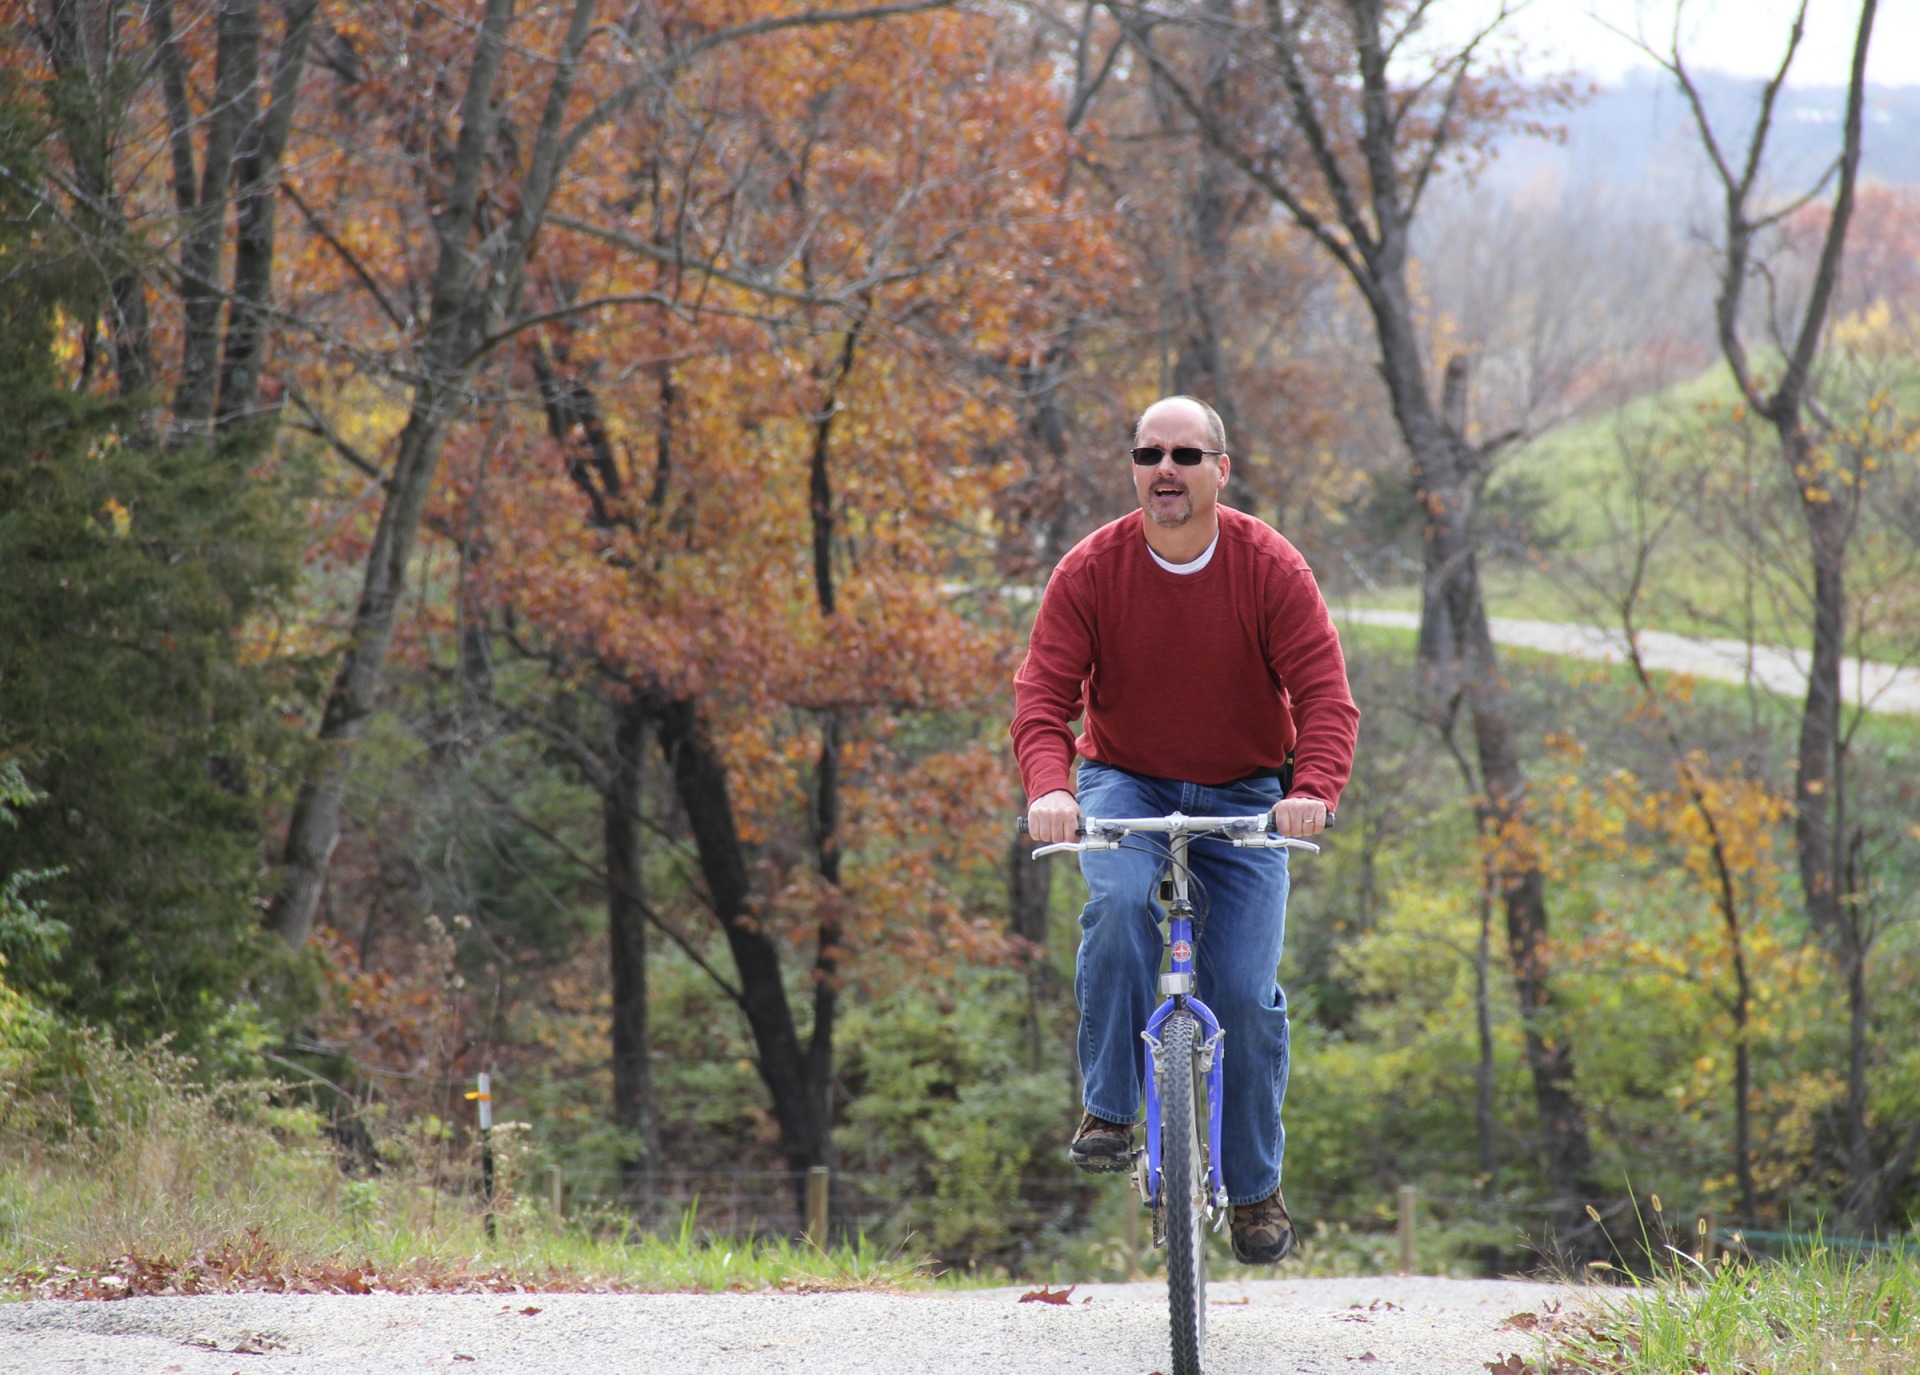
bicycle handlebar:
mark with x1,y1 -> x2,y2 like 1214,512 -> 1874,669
1017,807 -> 1334,836
1019,811 -> 1323,859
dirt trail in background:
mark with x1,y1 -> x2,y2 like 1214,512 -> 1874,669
1336,608 -> 1920,717
0,1276 -> 1594,1374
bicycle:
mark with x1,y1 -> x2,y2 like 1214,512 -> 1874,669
1027,810 -> 1318,1375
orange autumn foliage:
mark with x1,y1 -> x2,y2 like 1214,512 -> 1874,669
274,5 -> 1127,982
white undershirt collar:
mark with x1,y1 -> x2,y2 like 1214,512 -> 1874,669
1147,527 -> 1219,575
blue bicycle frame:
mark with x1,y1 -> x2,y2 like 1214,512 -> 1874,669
1141,875 -> 1228,1221
1030,809 -> 1318,1375
1030,812 -> 1316,1226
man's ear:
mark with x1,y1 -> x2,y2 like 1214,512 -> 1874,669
1216,454 -> 1231,488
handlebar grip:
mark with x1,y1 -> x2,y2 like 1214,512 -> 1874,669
1017,815 -> 1086,840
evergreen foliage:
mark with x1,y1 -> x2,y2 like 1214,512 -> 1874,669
0,83 -> 300,1052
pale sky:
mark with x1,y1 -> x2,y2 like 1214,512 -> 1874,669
1427,0 -> 1920,88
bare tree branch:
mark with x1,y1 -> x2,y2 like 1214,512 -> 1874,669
279,181 -> 412,333
557,0 -> 958,175
1780,0 -> 1877,409
469,291 -> 686,363
1099,0 -> 1372,290
1264,0 -> 1376,258
467,772 -> 749,1010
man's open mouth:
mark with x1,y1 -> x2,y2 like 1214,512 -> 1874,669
1153,482 -> 1185,498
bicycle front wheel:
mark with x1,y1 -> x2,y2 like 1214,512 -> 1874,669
1160,1010 -> 1209,1375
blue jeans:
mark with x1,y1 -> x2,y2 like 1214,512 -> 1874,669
1073,759 -> 1292,1204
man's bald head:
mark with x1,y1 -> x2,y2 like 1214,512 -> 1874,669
1136,395 -> 1227,454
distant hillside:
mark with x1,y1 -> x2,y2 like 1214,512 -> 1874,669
1486,69 -> 1920,208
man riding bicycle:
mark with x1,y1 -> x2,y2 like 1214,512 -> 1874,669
1012,395 -> 1359,1265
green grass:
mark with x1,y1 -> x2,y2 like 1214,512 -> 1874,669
0,1028 -> 926,1298
1338,610 -> 1920,763
1545,1245 -> 1920,1373
1342,355 -> 1920,662
0,1193 -> 925,1299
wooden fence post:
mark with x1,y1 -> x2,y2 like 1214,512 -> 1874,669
467,1071 -> 496,1243
1398,1185 -> 1417,1275
806,1165 -> 830,1249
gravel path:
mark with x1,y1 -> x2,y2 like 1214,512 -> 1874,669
1336,608 -> 1920,716
0,1276 -> 1589,1374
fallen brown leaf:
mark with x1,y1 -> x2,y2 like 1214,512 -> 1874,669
1019,1284 -> 1076,1305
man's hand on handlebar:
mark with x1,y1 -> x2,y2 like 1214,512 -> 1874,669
1027,789 -> 1080,845
1271,796 -> 1328,838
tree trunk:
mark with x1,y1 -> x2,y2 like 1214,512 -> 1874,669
1007,343 -> 1071,1053
606,698 -> 657,1198
43,0 -> 313,434
167,0 -> 261,436
272,371 -> 485,943
1844,933 -> 1874,1209
1777,390 -> 1869,1220
39,0 -> 156,406
1789,435 -> 1848,940
217,0 -> 319,431
1008,336 -> 1082,572
1009,821 -> 1054,1074
1395,337 -> 1597,1244
800,327 -> 857,1232
1678,0 -> 1878,1226
1168,0 -> 1240,442
272,0 -> 568,944
1474,862 -> 1498,1192
654,697 -> 830,1223
808,710 -> 844,1232
1008,821 -> 1053,951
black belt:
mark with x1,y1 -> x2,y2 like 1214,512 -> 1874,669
1238,754 -> 1294,793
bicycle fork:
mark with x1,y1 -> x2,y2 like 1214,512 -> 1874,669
1135,834 -> 1230,1234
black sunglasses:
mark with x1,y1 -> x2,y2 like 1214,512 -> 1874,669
1131,446 -> 1224,466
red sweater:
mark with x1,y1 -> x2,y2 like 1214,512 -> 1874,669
1011,507 -> 1359,809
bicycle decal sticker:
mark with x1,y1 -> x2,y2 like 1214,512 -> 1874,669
1171,940 -> 1192,962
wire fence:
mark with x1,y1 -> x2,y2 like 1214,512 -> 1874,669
530,1167 -> 1107,1243
505,1166 -> 1602,1271
526,1172 -> 1609,1230
513,1169 -> 1895,1271
453,1153 -> 1920,1282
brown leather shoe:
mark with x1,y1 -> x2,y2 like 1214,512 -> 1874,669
1068,1112 -> 1135,1173
1231,1188 -> 1295,1264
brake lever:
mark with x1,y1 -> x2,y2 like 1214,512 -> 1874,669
1232,835 -> 1321,854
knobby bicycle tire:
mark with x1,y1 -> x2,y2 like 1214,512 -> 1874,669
1160,1011 -> 1208,1375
